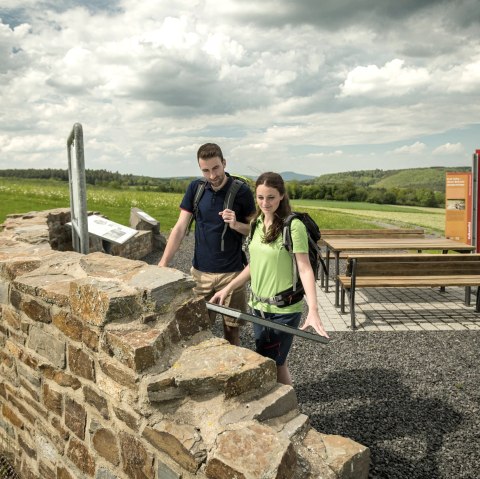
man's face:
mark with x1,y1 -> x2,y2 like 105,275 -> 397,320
198,156 -> 227,189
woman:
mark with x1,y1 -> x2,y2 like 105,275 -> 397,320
211,172 -> 329,385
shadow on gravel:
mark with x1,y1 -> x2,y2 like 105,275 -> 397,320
296,367 -> 463,479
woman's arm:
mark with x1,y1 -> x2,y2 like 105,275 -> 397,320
295,253 -> 329,339
210,265 -> 251,305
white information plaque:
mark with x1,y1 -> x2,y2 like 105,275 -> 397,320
87,215 -> 138,244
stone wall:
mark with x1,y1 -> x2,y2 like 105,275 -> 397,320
0,209 -> 370,479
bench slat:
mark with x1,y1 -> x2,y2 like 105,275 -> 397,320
339,275 -> 480,288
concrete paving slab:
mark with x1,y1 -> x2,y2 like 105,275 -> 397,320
316,283 -> 480,332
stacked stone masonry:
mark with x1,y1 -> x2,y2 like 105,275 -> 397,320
0,209 -> 370,479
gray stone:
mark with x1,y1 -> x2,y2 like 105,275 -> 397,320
0,280 -> 9,304
28,325 -> 66,368
157,461 -> 182,479
96,467 -> 118,479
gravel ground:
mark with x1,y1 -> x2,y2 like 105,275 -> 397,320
145,237 -> 480,479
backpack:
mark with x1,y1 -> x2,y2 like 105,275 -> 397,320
248,212 -> 327,307
186,176 -> 247,252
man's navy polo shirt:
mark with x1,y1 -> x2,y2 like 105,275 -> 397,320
180,174 -> 255,273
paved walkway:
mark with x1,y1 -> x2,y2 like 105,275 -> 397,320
317,284 -> 480,332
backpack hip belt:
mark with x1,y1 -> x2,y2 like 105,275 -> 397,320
251,286 -> 305,308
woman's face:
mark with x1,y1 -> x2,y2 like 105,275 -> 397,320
256,184 -> 284,215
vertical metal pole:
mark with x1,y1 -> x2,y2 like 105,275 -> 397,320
67,123 -> 89,254
472,154 -> 478,251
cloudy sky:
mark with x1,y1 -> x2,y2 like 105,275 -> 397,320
1,0 -> 479,178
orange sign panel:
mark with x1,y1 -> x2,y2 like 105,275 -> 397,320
445,172 -> 472,244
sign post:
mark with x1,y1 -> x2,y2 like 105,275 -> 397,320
67,123 -> 89,254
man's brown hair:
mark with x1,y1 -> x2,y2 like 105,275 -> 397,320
197,143 -> 224,162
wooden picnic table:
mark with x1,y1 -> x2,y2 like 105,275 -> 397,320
322,237 -> 476,307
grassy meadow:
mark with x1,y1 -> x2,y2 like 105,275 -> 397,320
0,177 -> 445,234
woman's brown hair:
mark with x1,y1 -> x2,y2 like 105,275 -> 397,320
253,172 -> 291,244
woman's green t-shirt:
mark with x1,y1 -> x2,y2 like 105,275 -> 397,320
248,215 -> 308,313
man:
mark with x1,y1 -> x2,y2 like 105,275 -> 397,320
158,143 -> 255,345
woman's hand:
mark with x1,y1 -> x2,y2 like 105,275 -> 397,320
210,288 -> 230,306
300,310 -> 330,339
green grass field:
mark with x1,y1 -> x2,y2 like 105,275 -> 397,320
0,177 -> 446,234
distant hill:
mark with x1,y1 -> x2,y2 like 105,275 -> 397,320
312,166 -> 470,192
279,171 -> 316,181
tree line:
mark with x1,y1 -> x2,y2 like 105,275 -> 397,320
286,180 -> 444,207
0,168 -> 445,207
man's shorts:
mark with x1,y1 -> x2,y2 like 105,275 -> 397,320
190,267 -> 246,327
252,310 -> 302,366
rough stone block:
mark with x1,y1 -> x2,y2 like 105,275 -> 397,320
68,345 -> 95,382
18,434 -> 37,459
205,423 -> 296,479
147,338 -> 277,402
8,395 -> 37,425
113,406 -> 140,431
83,385 -> 110,419
40,365 -> 81,390
28,325 -> 66,369
35,430 -> 59,465
143,420 -> 207,473
38,461 -> 56,479
52,310 -> 82,341
319,432 -> 371,479
98,358 -> 137,389
12,252 -> 85,307
0,280 -> 9,304
22,296 -> 52,323
119,432 -> 155,479
104,324 -> 172,373
221,383 -> 298,425
70,277 -> 142,326
57,466 -> 75,479
96,467 -> 118,479
157,461 -> 182,479
92,427 -> 120,466
2,306 -> 22,331
125,266 -> 194,311
2,403 -> 24,429
66,437 -> 96,477
65,397 -> 87,439
173,297 -> 213,338
42,384 -> 63,416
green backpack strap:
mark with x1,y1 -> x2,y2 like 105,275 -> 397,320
220,178 -> 245,251
186,178 -> 207,236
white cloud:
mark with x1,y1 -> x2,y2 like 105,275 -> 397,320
391,142 -> 427,155
339,59 -> 430,97
433,143 -> 465,155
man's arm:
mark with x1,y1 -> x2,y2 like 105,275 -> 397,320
158,210 -> 192,267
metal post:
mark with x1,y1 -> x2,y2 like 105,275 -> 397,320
206,303 -> 330,344
67,123 -> 89,254
472,153 -> 479,252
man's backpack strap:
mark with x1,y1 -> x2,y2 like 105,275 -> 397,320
220,178 -> 245,252
186,178 -> 207,236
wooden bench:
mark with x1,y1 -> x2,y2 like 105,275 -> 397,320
319,228 -> 425,245
319,228 -> 425,287
338,253 -> 480,329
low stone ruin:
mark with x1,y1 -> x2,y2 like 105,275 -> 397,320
0,208 -> 370,478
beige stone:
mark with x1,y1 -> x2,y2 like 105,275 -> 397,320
143,420 -> 207,473
205,422 -> 297,479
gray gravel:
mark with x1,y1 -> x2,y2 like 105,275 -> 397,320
145,237 -> 480,479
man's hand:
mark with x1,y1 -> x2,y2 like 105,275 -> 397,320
219,208 -> 237,229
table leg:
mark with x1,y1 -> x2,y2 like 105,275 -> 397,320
325,248 -> 331,292
334,252 -> 340,307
